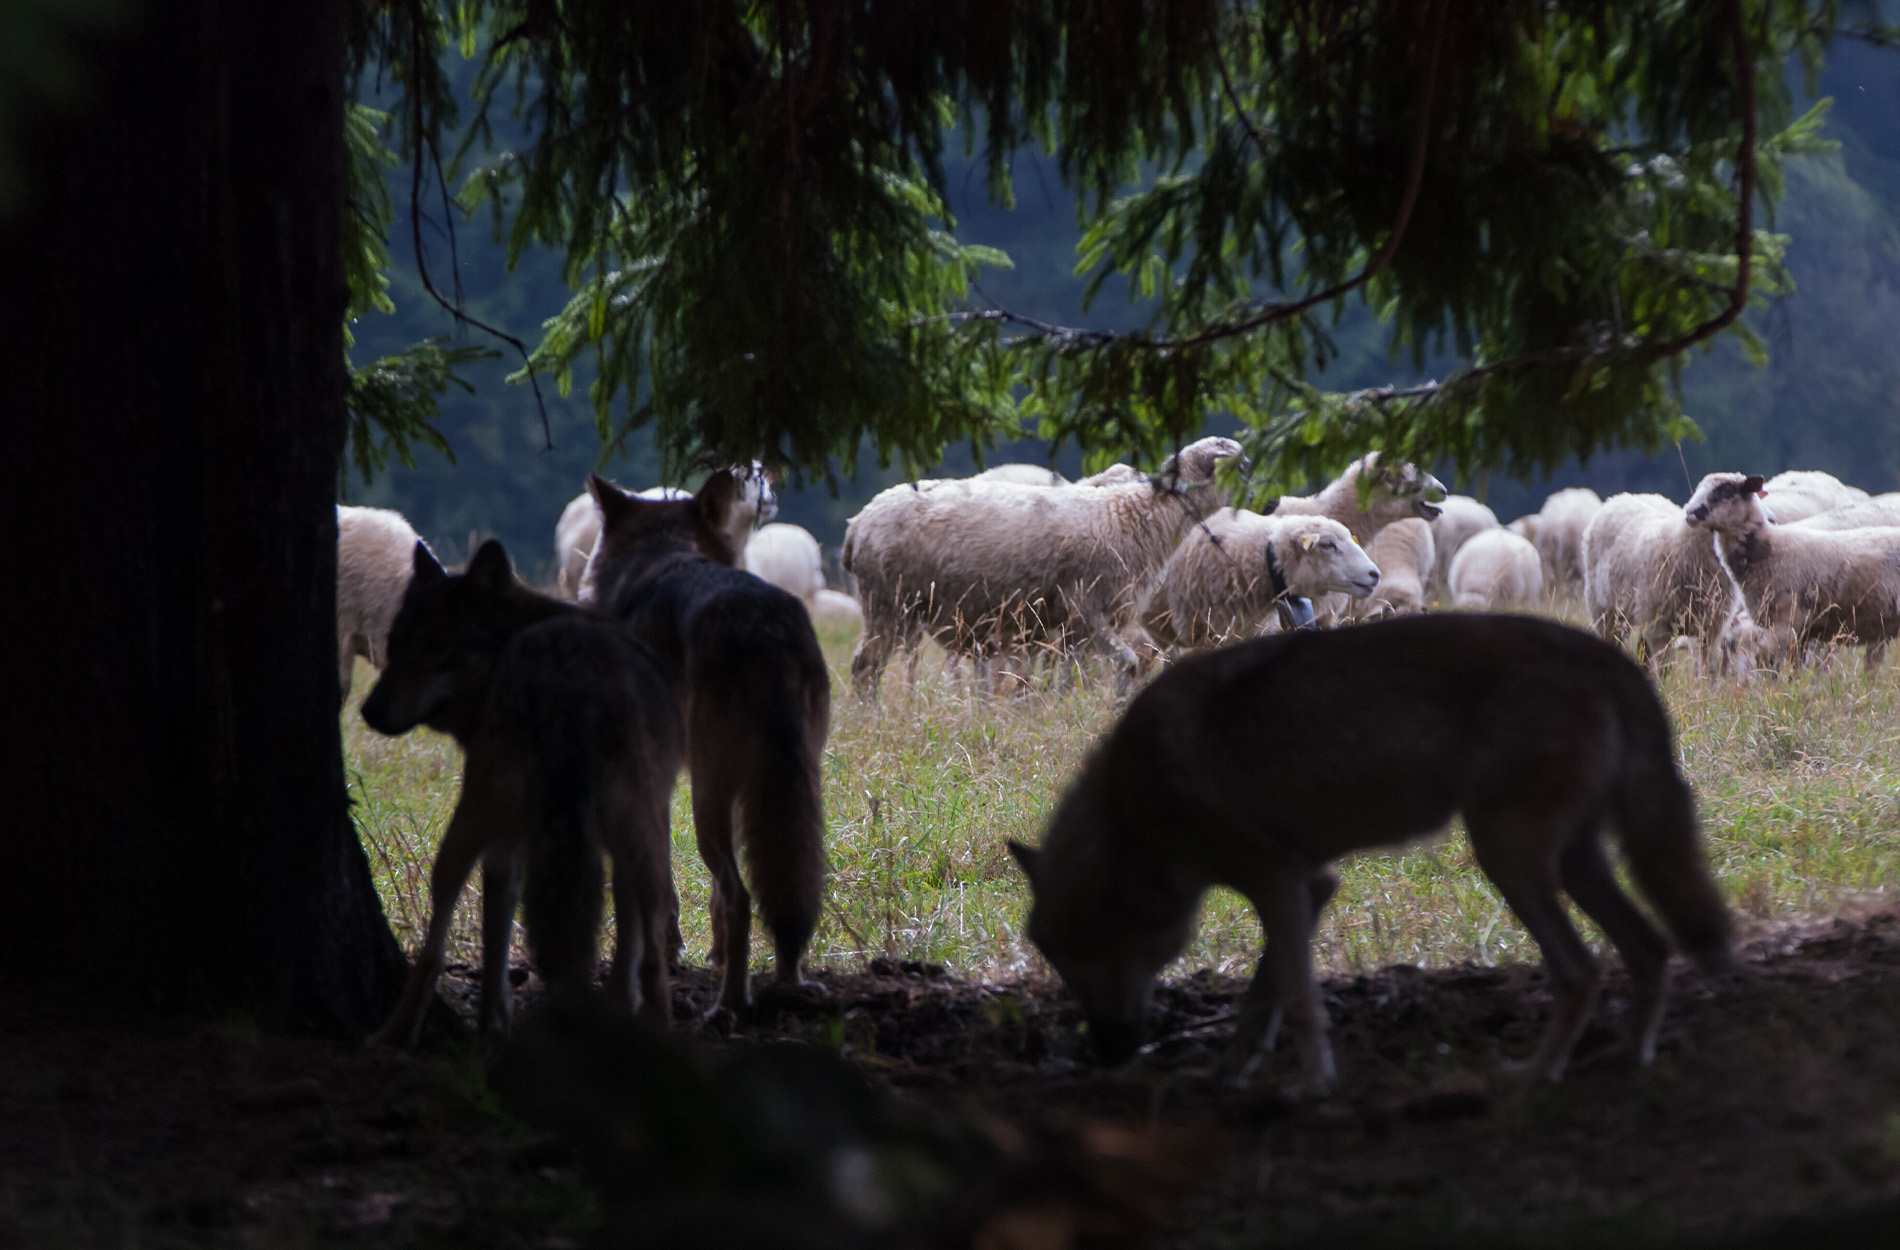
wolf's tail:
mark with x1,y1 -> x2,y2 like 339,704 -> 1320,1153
1611,676 -> 1733,973
736,661 -> 828,968
522,722 -> 607,993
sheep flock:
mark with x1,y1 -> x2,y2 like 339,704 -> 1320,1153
334,456 -> 1893,698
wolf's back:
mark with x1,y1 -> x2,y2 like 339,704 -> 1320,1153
692,582 -> 830,956
489,621 -> 673,989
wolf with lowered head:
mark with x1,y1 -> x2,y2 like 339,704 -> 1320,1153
362,540 -> 684,1045
582,469 -> 830,1014
1011,613 -> 1732,1091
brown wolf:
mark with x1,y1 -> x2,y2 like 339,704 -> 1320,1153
1009,613 -> 1732,1090
583,470 -> 830,1014
361,540 -> 684,1045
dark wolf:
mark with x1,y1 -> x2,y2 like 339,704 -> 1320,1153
1010,613 -> 1732,1090
583,470 -> 830,1014
361,540 -> 684,1045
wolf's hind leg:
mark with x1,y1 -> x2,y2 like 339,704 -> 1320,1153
1560,830 -> 1670,1065
1469,818 -> 1601,1082
370,792 -> 494,1047
693,783 -> 752,1013
479,848 -> 522,1035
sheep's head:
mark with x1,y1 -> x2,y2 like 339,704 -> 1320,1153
736,460 -> 779,528
1683,472 -> 1766,532
1356,452 -> 1446,522
1155,436 -> 1247,495
1281,518 -> 1381,599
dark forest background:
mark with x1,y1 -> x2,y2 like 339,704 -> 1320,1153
345,45 -> 1900,585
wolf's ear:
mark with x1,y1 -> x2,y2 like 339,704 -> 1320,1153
411,542 -> 446,585
467,539 -> 513,591
1742,474 -> 1766,496
589,474 -> 633,526
696,468 -> 739,528
1006,840 -> 1040,879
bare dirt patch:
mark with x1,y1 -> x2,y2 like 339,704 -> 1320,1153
5,913 -> 1899,1247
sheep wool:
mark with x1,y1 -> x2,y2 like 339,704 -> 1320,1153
1685,472 -> 1900,667
1428,495 -> 1500,595
744,522 -> 827,602
1360,517 -> 1435,618
1143,511 -> 1380,648
1449,527 -> 1543,611
841,436 -> 1242,693
1581,492 -> 1734,666
336,504 -> 432,697
1757,470 -> 1869,523
1534,487 -> 1603,599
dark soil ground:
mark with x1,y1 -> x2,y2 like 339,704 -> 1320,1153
6,912 -> 1900,1248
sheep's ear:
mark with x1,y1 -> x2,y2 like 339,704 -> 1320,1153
466,539 -> 513,591
411,541 -> 446,585
1743,474 -> 1766,496
1006,840 -> 1039,879
1299,531 -> 1319,551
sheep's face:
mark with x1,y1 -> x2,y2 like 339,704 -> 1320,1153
738,460 -> 779,528
582,471 -> 740,605
1683,473 -> 1766,533
1156,436 -> 1248,503
1284,522 -> 1381,598
363,540 -> 522,743
1359,454 -> 1446,522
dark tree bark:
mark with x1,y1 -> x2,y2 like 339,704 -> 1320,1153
0,0 -> 406,1033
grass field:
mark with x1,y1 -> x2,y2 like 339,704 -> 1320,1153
344,619 -> 1900,986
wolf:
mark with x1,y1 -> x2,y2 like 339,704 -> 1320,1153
1009,613 -> 1733,1090
361,540 -> 684,1046
582,469 -> 830,1014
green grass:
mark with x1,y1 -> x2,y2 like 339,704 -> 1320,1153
344,624 -> 1900,983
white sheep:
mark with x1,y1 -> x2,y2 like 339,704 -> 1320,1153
336,504 -> 433,697
809,587 -> 865,631
1533,487 -> 1603,600
555,462 -> 777,599
1448,527 -> 1543,611
1272,453 -> 1446,626
1428,495 -> 1500,596
1582,492 -> 1735,667
744,522 -> 826,601
1357,517 -> 1436,618
1270,452 -> 1447,545
1786,493 -> 1900,532
840,436 -> 1243,694
1141,512 -> 1381,648
1755,470 -> 1869,523
972,463 -> 1070,486
1685,472 -> 1900,668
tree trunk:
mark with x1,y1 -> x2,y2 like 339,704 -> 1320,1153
0,0 -> 406,1033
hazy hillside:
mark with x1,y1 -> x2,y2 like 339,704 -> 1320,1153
346,42 -> 1900,573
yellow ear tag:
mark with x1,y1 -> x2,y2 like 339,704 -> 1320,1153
1300,532 -> 1319,551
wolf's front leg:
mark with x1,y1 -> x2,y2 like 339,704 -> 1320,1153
370,790 -> 493,1048
1226,868 -> 1337,1086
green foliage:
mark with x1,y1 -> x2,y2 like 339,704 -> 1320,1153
342,99 -> 497,487
346,338 -> 498,485
342,0 -> 1900,494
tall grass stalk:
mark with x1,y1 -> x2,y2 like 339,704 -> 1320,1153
343,627 -> 1900,983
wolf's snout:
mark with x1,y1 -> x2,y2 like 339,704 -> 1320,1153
1088,1018 -> 1144,1066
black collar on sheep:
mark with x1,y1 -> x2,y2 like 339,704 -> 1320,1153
1264,543 -> 1318,630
